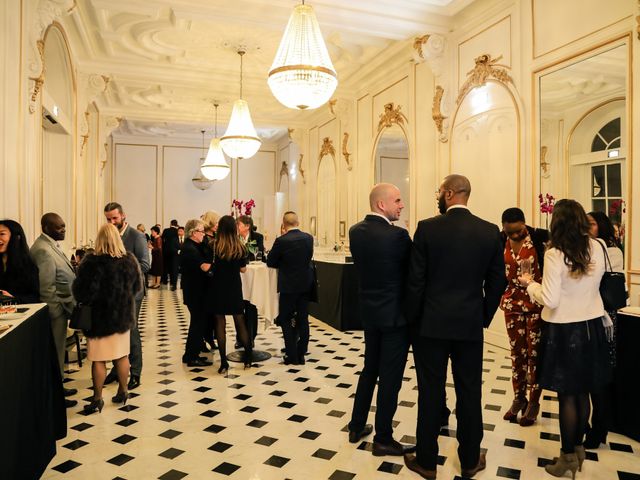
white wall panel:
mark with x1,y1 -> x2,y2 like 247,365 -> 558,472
236,150 -> 276,233
114,144 -> 157,228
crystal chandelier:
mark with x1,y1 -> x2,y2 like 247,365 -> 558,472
220,50 -> 262,160
192,130 -> 213,191
201,103 -> 231,180
268,1 -> 337,110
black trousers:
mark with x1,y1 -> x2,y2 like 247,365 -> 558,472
589,383 -> 613,439
413,336 -> 483,470
348,324 -> 410,443
110,297 -> 143,377
162,252 -> 179,286
184,304 -> 207,361
236,301 -> 258,346
278,292 -> 310,363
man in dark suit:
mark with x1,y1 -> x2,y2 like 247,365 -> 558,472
404,175 -> 506,479
103,202 -> 150,390
237,215 -> 265,262
180,219 -> 213,367
348,183 -> 415,456
162,219 -> 180,290
267,211 -> 314,365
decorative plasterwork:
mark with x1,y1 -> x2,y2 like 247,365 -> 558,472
28,0 -> 76,113
99,116 -> 122,174
342,132 -> 352,170
456,54 -> 513,105
413,35 -> 430,60
637,0 -> 640,40
540,145 -> 550,179
377,103 -> 407,132
319,137 -> 336,160
328,99 -> 337,116
78,74 -> 110,155
298,154 -> 306,184
432,85 -> 448,143
80,111 -> 90,158
279,161 -> 289,179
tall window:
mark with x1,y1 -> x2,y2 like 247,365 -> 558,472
590,117 -> 622,222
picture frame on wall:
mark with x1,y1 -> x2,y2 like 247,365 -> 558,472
310,216 -> 317,236
339,221 -> 346,238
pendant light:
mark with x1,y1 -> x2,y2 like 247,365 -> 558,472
192,130 -> 213,190
268,0 -> 337,110
220,49 -> 262,160
201,103 -> 231,180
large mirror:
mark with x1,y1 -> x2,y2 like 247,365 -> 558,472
451,80 -> 519,226
374,124 -> 410,229
317,146 -> 336,246
539,43 -> 628,239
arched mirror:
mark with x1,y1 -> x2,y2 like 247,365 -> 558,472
539,42 -> 628,246
374,123 -> 410,229
451,75 -> 519,226
316,138 -> 337,246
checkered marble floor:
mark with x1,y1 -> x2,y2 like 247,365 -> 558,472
43,287 -> 640,479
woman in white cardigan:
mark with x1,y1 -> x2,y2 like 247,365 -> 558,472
518,200 -> 611,479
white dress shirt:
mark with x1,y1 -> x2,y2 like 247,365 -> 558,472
526,238 -> 606,324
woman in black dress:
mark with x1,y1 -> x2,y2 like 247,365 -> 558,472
148,225 -> 163,288
208,215 -> 251,374
0,219 -> 39,304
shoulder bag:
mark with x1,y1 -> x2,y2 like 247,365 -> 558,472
597,240 -> 626,311
69,302 -> 92,331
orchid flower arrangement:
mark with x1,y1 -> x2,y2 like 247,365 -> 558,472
231,198 -> 256,217
539,193 -> 555,229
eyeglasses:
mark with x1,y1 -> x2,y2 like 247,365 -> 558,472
194,229 -> 205,234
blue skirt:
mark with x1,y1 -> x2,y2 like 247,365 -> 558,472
538,317 -> 612,394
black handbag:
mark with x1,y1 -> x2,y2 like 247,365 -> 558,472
597,240 -> 626,311
69,303 -> 92,330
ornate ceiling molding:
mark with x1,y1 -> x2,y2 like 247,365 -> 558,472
456,54 -> 513,105
377,103 -> 407,132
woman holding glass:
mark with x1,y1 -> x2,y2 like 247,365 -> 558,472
518,200 -> 611,478
73,224 -> 142,413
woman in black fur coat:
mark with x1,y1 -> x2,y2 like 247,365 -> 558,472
73,224 -> 142,413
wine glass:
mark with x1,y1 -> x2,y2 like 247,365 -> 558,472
255,251 -> 263,262
520,258 -> 532,276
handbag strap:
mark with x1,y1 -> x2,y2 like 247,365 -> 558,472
596,238 -> 613,273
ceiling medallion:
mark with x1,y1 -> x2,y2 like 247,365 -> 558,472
456,54 -> 513,105
192,130 -> 213,190
201,103 -> 231,181
221,49 -> 262,160
268,1 -> 338,110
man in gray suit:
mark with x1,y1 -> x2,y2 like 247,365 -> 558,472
30,213 -> 78,408
103,202 -> 150,390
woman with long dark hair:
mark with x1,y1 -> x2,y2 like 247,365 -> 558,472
519,200 -> 611,478
0,219 -> 39,304
206,215 -> 251,374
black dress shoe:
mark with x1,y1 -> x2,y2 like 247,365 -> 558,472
349,424 -> 373,443
104,370 -> 117,385
461,452 -> 486,478
65,398 -> 78,408
187,358 -> 213,367
127,375 -> 141,390
373,439 -> 416,456
63,387 -> 77,397
182,355 -> 207,364
283,356 -> 301,365
404,454 -> 437,479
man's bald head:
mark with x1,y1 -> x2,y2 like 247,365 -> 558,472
41,212 -> 66,241
283,211 -> 299,229
369,183 -> 404,221
437,174 -> 471,214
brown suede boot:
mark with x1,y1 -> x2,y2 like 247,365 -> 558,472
545,451 -> 578,479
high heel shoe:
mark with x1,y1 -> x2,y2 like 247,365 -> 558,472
112,391 -> 129,405
575,445 -> 585,472
83,398 -> 104,414
519,402 -> 540,426
218,362 -> 229,375
545,451 -> 578,479
503,396 -> 528,422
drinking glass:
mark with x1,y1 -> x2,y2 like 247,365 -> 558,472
255,251 -> 263,262
520,258 -> 532,276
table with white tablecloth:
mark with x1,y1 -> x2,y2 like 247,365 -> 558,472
227,262 -> 279,363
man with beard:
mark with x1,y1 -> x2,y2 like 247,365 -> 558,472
30,213 -> 79,408
103,202 -> 150,390
404,174 -> 506,479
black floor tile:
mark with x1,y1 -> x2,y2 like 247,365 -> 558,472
377,461 -> 403,474
107,453 -> 134,466
255,436 -> 278,446
63,439 -> 88,450
159,429 -> 182,439
610,442 -> 634,453
312,448 -> 337,460
497,466 -> 521,479
159,447 -> 184,459
158,469 -> 188,480
329,470 -> 356,480
212,462 -> 241,475
209,441 -> 233,453
113,434 -> 136,445
52,459 -> 82,473
300,430 -> 321,440
264,455 -> 290,468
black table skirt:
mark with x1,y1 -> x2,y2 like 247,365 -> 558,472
0,305 -> 67,479
611,312 -> 640,441
308,261 -> 361,331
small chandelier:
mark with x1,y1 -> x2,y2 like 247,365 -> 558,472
201,103 -> 231,181
192,130 -> 213,191
220,50 -> 262,160
268,1 -> 337,110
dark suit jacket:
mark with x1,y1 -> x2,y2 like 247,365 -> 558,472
266,229 -> 314,294
180,238 -> 209,309
350,215 -> 412,328
500,225 -> 549,272
162,226 -> 180,255
406,207 -> 506,341
244,230 -> 265,262
121,224 -> 150,300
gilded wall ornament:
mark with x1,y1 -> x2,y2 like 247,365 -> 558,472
328,99 -> 337,116
29,40 -> 46,114
413,34 -> 431,59
280,161 -> 289,178
298,153 -> 306,184
80,111 -> 90,157
377,103 -> 407,132
432,85 -> 448,142
342,132 -> 352,170
456,54 -> 513,105
540,145 -> 550,178
319,137 -> 335,160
